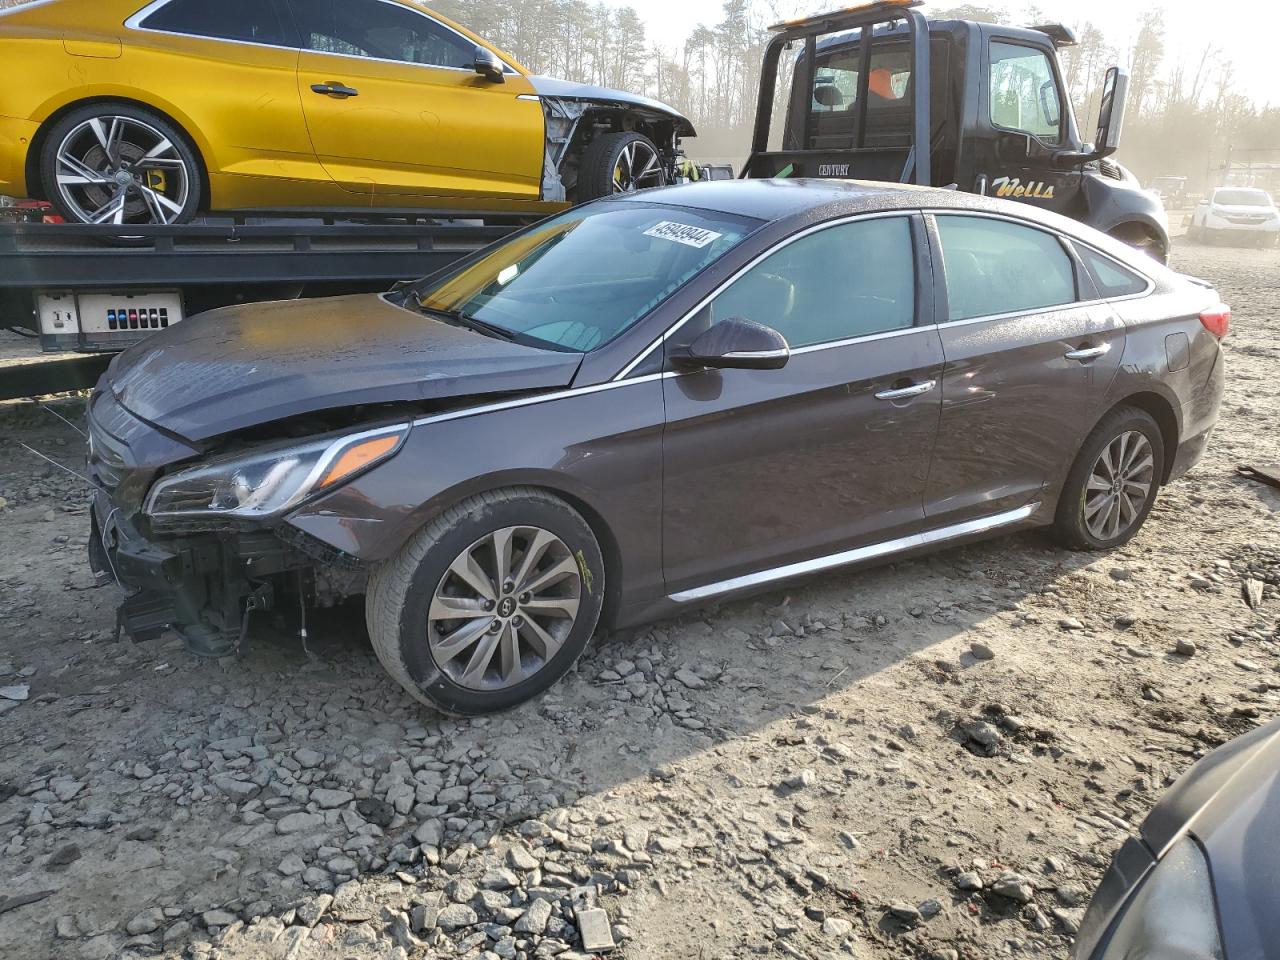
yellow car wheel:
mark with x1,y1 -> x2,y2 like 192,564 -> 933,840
577,132 -> 666,202
40,103 -> 202,227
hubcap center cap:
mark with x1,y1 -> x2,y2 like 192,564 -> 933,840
114,169 -> 134,187
497,596 -> 517,618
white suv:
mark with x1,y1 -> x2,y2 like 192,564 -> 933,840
1190,187 -> 1280,246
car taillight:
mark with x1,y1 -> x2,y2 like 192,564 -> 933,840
1199,303 -> 1230,338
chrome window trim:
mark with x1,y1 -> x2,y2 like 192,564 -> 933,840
411,371 -> 675,429
613,206 -> 1158,381
669,502 -> 1040,603
125,0 -> 519,74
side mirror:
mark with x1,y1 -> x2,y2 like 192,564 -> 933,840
678,317 -> 790,371
474,46 -> 505,83
1094,65 -> 1129,158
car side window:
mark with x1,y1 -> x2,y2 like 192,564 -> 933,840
709,217 -> 915,349
1076,246 -> 1149,298
290,0 -> 478,69
936,215 -> 1076,321
989,41 -> 1062,143
139,0 -> 290,47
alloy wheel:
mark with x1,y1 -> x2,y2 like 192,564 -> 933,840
427,526 -> 582,691
54,115 -> 191,225
612,141 -> 664,194
1083,430 -> 1155,541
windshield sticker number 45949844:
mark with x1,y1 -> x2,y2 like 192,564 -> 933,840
644,221 -> 723,248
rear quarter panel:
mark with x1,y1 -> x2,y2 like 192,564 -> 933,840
1105,277 -> 1224,476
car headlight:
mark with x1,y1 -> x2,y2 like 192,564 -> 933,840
145,423 -> 408,524
1100,836 -> 1223,960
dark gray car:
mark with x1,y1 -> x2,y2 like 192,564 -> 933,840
85,180 -> 1228,715
1074,717 -> 1280,959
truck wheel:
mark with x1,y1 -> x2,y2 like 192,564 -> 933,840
578,132 -> 667,202
366,487 -> 606,716
1053,406 -> 1164,551
1108,223 -> 1167,264
40,103 -> 202,227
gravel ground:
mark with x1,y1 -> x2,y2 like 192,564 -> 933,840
0,235 -> 1277,960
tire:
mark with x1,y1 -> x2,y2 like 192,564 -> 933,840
577,131 -> 667,202
366,487 -> 606,716
1053,406 -> 1165,551
1108,223 -> 1167,263
40,103 -> 202,227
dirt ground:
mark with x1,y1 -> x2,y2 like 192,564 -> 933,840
0,235 -> 1277,960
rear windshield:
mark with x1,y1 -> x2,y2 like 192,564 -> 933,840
411,202 -> 760,352
1214,189 -> 1272,207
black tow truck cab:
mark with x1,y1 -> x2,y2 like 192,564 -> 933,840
744,0 -> 1170,260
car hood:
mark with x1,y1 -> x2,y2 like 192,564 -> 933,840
1210,203 -> 1277,216
104,294 -> 583,442
527,75 -> 696,136
1142,718 -> 1280,958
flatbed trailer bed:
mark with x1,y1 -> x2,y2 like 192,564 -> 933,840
0,211 -> 531,400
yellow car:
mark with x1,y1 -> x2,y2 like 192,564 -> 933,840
0,0 -> 694,225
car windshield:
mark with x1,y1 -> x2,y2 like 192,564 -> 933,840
409,202 -> 761,351
1214,189 -> 1272,207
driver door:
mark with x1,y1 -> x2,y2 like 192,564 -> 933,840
661,215 -> 946,596
961,33 -> 1083,219
287,0 -> 544,200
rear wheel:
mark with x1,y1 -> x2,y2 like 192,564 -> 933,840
40,103 -> 202,227
366,487 -> 605,716
1054,406 -> 1164,551
577,131 -> 667,202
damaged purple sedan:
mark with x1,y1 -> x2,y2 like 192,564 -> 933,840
87,180 -> 1226,715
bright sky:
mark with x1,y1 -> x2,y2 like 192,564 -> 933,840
608,0 -> 1280,107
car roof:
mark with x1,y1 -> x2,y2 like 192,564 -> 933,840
622,178 -> 1070,228
620,178 -> 943,220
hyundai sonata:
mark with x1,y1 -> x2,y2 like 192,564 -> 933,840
86,180 -> 1227,714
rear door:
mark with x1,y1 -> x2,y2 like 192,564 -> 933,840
923,213 -> 1126,525
660,215 -> 945,596
288,0 -> 544,200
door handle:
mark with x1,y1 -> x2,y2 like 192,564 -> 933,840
1065,344 -> 1110,362
875,379 -> 937,401
311,82 -> 359,98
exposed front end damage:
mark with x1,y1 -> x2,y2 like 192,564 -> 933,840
83,291 -> 585,657
527,78 -> 696,203
86,391 -> 373,657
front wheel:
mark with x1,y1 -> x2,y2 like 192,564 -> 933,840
366,487 -> 605,716
40,103 -> 202,227
1108,223 -> 1168,263
577,131 -> 667,202
1053,406 -> 1165,551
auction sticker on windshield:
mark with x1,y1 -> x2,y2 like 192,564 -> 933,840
644,221 -> 723,248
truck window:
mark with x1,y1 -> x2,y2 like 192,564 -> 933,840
806,43 -> 913,150
989,41 -> 1062,143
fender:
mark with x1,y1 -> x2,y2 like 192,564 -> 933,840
27,85 -> 216,180
1080,169 -> 1170,250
